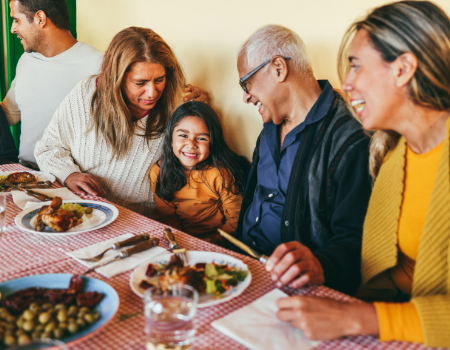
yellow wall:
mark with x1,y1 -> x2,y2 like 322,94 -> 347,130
77,0 -> 450,160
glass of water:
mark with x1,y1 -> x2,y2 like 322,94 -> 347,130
144,284 -> 198,350
0,193 -> 6,235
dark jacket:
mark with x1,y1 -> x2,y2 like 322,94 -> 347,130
236,92 -> 372,295
0,107 -> 18,163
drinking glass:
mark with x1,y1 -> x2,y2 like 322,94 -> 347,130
144,284 -> 198,350
0,193 -> 6,235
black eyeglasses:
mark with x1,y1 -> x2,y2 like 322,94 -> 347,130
239,56 -> 291,93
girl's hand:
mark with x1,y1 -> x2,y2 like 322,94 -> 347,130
276,296 -> 379,340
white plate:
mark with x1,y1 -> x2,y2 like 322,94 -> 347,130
15,200 -> 119,236
0,170 -> 56,183
130,251 -> 252,308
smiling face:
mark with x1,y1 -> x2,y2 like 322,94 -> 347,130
10,0 -> 42,53
172,116 -> 211,170
122,61 -> 166,118
342,29 -> 406,131
237,55 -> 284,125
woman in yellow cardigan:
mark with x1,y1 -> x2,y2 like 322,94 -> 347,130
274,1 -> 450,347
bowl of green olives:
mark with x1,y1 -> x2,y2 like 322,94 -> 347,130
0,274 -> 119,349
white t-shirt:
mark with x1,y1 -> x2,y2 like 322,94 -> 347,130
0,42 -> 104,163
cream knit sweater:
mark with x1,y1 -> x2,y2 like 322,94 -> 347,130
35,77 -> 163,218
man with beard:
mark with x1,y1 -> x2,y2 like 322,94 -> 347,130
1,0 -> 103,169
1,0 -> 206,171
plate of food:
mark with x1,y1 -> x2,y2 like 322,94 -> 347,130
0,171 -> 56,192
0,274 -> 119,348
15,197 -> 119,236
130,251 -> 252,308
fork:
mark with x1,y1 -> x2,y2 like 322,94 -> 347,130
163,228 -> 188,264
78,233 -> 150,262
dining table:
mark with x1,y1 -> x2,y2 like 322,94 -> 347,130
0,163 -> 433,350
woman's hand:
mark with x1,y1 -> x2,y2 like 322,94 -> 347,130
276,296 -> 379,340
183,84 -> 208,103
65,173 -> 106,197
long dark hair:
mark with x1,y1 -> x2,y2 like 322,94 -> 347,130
155,101 -> 246,201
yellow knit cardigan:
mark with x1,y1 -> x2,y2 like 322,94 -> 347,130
362,119 -> 450,347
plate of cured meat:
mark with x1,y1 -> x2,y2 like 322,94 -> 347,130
15,198 -> 119,236
130,251 -> 252,308
0,274 -> 119,347
0,171 -> 56,192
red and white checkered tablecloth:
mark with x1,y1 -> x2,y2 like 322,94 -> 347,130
0,164 -> 437,350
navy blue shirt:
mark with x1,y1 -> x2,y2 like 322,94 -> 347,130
242,80 -> 334,255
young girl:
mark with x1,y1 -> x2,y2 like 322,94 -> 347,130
150,101 -> 246,245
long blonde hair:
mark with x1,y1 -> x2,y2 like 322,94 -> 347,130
338,1 -> 450,178
89,27 -> 186,159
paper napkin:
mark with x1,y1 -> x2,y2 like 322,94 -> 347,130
67,234 -> 167,278
12,187 -> 82,209
212,289 -> 320,350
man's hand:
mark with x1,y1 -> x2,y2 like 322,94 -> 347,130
265,242 -> 324,288
65,173 -> 106,197
183,84 -> 208,103
276,296 -> 378,340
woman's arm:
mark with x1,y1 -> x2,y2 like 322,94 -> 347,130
34,82 -> 105,196
276,295 -> 378,340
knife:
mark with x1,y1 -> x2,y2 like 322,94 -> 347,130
82,237 -> 160,275
218,229 -> 270,264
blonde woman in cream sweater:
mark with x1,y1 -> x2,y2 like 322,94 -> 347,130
35,27 -> 206,217
274,1 -> 450,347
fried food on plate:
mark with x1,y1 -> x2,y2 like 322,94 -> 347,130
35,197 -> 83,232
7,172 -> 36,184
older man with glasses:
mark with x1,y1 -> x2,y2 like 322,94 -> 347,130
234,24 -> 372,295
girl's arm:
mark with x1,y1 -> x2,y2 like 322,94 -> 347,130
212,170 -> 243,244
150,165 -> 183,231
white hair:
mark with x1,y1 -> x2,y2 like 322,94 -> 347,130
237,24 -> 312,75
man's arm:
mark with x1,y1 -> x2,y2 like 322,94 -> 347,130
267,135 -> 371,295
0,78 -> 21,126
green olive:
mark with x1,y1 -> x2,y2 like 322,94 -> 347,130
54,304 -> 66,311
31,331 -> 41,340
6,314 -> 16,323
29,303 -> 39,311
78,307 -> 90,316
84,313 -> 95,324
58,321 -> 68,330
16,316 -> 24,329
23,310 -> 36,321
38,312 -> 51,324
44,321 -> 56,333
76,318 -> 86,328
68,306 -> 78,317
17,333 -> 31,345
22,320 -> 35,332
67,317 -> 76,324
35,324 -> 45,332
15,329 -> 26,337
42,303 -> 53,311
57,309 -> 67,322
53,328 -> 65,339
67,322 -> 79,334
84,207 -> 93,214
4,334 -> 16,346
75,211 -> 83,219
0,308 -> 10,320
4,323 -> 15,330
40,331 -> 52,339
